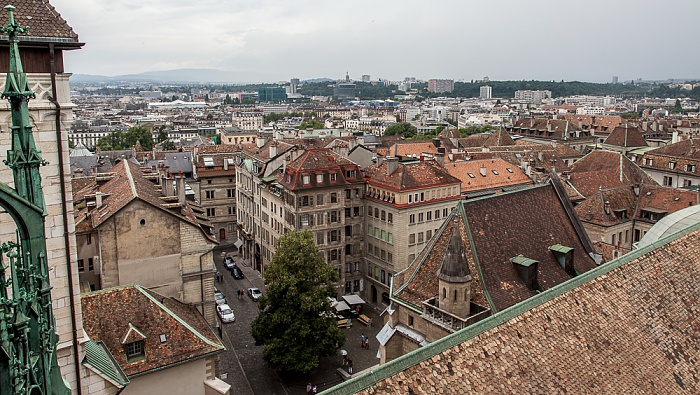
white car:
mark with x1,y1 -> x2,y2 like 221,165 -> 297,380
217,304 -> 235,323
247,287 -> 262,302
214,291 -> 227,306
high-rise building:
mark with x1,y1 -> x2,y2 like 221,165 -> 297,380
612,76 -> 619,84
428,79 -> 454,93
258,87 -> 287,102
362,74 -> 370,82
480,85 -> 492,99
514,90 -> 552,104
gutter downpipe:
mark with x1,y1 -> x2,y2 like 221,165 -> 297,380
49,43 -> 83,395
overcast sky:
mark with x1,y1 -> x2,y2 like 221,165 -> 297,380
51,0 -> 700,83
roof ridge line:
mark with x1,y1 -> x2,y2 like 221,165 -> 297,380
322,220 -> 700,395
135,285 -> 224,350
123,160 -> 138,199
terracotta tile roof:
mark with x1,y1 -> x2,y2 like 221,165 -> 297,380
443,159 -> 532,195
563,114 -> 622,132
592,241 -> 629,263
603,124 -> 649,147
456,135 -> 487,148
482,128 -> 515,147
645,138 -> 700,159
394,183 -> 598,313
364,161 -> 461,192
81,285 -> 224,377
575,186 -> 637,226
2,0 -> 80,42
280,148 -> 364,191
329,222 -> 700,395
633,184 -> 699,220
72,160 -> 216,242
385,141 -> 441,159
568,150 -> 656,197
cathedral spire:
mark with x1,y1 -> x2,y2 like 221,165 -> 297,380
1,5 -> 46,212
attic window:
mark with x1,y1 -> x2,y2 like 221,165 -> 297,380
492,170 -> 499,175
203,157 -> 214,167
506,168 -> 513,173
159,334 -> 167,343
467,173 -> 475,178
125,340 -> 145,362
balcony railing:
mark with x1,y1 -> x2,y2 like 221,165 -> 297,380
421,297 -> 491,333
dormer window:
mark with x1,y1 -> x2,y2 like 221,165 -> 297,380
345,169 -> 356,179
125,340 -> 145,362
303,175 -> 311,185
316,174 -> 324,183
330,173 -> 337,182
669,161 -> 676,170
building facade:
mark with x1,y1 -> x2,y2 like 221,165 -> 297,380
363,158 -> 462,306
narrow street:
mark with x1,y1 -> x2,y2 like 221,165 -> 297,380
213,249 -> 383,394
214,252 -> 289,395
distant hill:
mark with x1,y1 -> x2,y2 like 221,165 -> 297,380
71,69 -> 278,84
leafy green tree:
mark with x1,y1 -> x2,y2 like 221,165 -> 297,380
459,125 -> 494,137
672,99 -> 683,114
96,126 -> 153,151
299,120 -> 325,129
251,231 -> 343,375
384,122 -> 417,138
620,112 -> 639,120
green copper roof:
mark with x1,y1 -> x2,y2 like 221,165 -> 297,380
82,340 -> 130,388
320,219 -> 700,395
510,254 -> 538,267
549,243 -> 574,254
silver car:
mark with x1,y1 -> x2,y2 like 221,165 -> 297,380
247,287 -> 262,302
215,291 -> 227,306
217,304 -> 235,323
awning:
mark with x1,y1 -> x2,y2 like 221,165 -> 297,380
342,294 -> 365,305
233,239 -> 243,249
334,301 -> 351,312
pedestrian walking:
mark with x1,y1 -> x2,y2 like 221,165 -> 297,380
312,385 -> 318,394
347,358 -> 353,374
364,338 -> 370,349
306,383 -> 312,394
215,271 -> 221,283
341,349 -> 348,365
361,333 -> 365,347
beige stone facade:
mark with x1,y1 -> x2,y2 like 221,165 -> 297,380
0,71 -> 110,393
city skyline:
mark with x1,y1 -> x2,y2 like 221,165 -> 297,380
53,0 -> 700,83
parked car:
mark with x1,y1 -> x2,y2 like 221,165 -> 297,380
231,266 -> 244,279
247,287 -> 262,302
224,256 -> 236,271
217,304 -> 235,323
214,291 -> 227,306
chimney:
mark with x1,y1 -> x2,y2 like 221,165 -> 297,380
479,164 -> 487,177
376,156 -> 384,166
256,134 -> 265,148
672,131 -> 679,144
223,158 -> 229,171
162,172 -> 174,196
432,138 -> 441,148
435,152 -> 445,167
633,183 -> 640,196
385,157 -> 398,175
270,141 -> 278,158
176,171 -> 186,206
604,200 -> 611,215
538,151 -> 543,162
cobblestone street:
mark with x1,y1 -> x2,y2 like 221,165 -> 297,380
212,248 -> 383,394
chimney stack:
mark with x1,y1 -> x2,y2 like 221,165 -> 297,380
479,164 -> 487,177
385,157 -> 398,175
270,141 -> 278,158
223,158 -> 229,171
435,152 -> 445,167
176,171 -> 186,206
256,134 -> 266,148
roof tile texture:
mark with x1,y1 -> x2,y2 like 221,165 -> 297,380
359,227 -> 700,394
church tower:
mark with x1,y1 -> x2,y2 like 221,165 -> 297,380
437,218 -> 473,317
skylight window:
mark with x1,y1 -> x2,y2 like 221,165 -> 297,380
492,170 -> 499,175
468,173 -> 475,178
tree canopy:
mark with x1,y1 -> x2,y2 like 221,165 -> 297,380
384,122 -> 417,138
95,126 -> 154,151
251,231 -> 344,375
